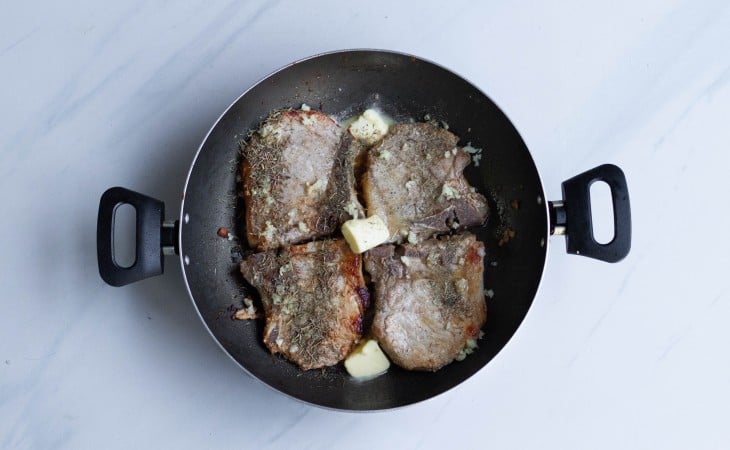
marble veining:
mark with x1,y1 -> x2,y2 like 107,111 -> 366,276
1,1 -> 729,449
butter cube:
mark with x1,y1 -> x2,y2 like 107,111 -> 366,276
349,109 -> 391,145
344,339 -> 390,380
341,215 -> 390,254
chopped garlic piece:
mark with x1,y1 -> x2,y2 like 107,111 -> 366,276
455,338 -> 479,361
298,221 -> 310,233
455,278 -> 468,295
427,252 -> 440,266
258,123 -> 284,143
301,114 -> 317,126
300,103 -> 311,111
232,305 -> 258,320
463,143 -> 481,154
343,201 -> 360,219
341,215 -> 390,254
407,231 -> 418,244
379,150 -> 392,159
262,221 -> 276,241
349,109 -> 390,145
287,208 -> 298,224
440,183 -> 461,200
279,263 -> 292,276
344,339 -> 390,380
463,142 -> 483,167
306,179 -> 325,194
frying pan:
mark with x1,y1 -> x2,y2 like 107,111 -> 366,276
97,49 -> 631,411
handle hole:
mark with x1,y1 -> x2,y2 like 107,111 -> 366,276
590,181 -> 615,244
113,203 -> 137,268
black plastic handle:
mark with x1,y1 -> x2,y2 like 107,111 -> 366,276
97,187 -> 168,286
549,164 -> 631,263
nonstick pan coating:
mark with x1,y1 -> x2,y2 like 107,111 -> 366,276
179,50 -> 549,410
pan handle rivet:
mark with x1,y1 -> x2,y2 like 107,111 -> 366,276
184,255 -> 190,265
184,213 -> 190,224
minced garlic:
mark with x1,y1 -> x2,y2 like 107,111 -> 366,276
301,114 -> 317,127
440,183 -> 461,200
258,123 -> 284,143
262,221 -> 276,241
343,201 -> 360,219
455,338 -> 479,361
463,142 -> 483,167
455,278 -> 468,295
306,179 -> 325,194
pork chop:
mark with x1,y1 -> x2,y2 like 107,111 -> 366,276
364,233 -> 486,371
362,123 -> 488,244
241,109 -> 364,251
239,239 -> 368,370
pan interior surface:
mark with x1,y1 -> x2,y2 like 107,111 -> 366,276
180,50 -> 548,410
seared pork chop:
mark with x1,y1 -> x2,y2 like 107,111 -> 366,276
364,233 -> 486,371
239,239 -> 368,370
241,109 -> 364,251
362,123 -> 488,243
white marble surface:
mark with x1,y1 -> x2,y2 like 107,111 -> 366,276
2,1 -> 729,448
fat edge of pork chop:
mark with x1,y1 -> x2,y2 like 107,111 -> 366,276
239,239 -> 369,370
362,123 -> 488,244
241,109 -> 364,251
364,233 -> 486,371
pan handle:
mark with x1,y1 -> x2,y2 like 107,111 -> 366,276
549,164 -> 631,263
97,187 -> 179,286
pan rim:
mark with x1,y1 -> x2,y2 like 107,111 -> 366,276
178,48 -> 551,411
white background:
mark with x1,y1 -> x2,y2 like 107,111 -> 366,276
2,1 -> 729,449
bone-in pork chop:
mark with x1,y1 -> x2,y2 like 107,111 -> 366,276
364,233 -> 486,371
240,239 -> 368,370
362,123 -> 488,244
241,109 -> 364,251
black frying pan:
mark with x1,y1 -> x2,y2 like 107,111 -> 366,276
97,49 -> 631,411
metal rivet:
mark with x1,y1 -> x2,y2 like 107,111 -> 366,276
537,196 -> 543,205
184,255 -> 190,265
184,213 -> 190,224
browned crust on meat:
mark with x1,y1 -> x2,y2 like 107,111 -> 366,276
364,233 -> 486,371
240,239 -> 367,370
